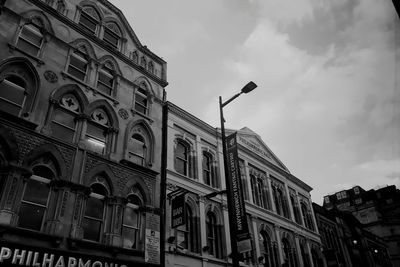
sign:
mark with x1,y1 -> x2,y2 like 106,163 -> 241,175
238,136 -> 271,160
171,193 -> 186,228
237,238 -> 252,253
145,213 -> 160,264
226,133 -> 250,245
0,241 -> 130,267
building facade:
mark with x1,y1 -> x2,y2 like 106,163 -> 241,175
164,102 -> 323,267
0,0 -> 167,266
323,185 -> 400,266
313,203 -> 392,267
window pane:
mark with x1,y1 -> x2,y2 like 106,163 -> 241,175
0,99 -> 21,116
82,218 -> 101,241
53,109 -> 76,129
86,123 -> 106,141
17,39 -> 40,56
122,227 -> 138,248
51,122 -> 74,142
176,143 -> 186,159
20,25 -> 42,46
79,13 -> 97,33
103,29 -> 118,48
175,159 -> 186,175
69,55 -> 87,72
85,197 -> 104,219
0,79 -> 25,105
177,230 -> 187,249
123,206 -> 139,227
98,72 -> 113,88
18,203 -> 45,231
23,179 -> 50,206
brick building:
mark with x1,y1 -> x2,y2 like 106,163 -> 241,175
0,0 -> 167,266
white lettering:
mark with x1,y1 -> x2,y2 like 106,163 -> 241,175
78,259 -> 91,267
68,257 -> 77,267
0,247 -> 11,262
12,249 -> 26,265
43,253 -> 55,267
55,255 -> 65,267
32,252 -> 41,267
92,261 -> 102,267
26,251 -> 33,266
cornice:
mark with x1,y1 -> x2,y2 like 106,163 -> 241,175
26,0 -> 168,87
167,102 -> 217,137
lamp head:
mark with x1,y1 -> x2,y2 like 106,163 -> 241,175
241,81 -> 257,94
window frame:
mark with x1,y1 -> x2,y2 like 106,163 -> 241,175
16,23 -> 44,57
134,87 -> 148,115
175,141 -> 189,176
96,64 -> 114,96
122,194 -> 142,249
0,75 -> 27,116
79,7 -> 100,35
67,50 -> 89,82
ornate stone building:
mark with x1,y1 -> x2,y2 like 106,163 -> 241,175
164,102 -> 323,267
0,0 -> 167,266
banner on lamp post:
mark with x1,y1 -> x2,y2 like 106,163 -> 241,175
226,133 -> 251,252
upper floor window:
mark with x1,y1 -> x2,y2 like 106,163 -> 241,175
122,194 -> 142,249
176,204 -> 199,253
148,62 -> 154,74
324,196 -> 330,204
83,182 -> 108,242
336,191 -> 347,200
0,75 -> 27,116
16,24 -> 43,57
79,6 -> 100,34
130,51 -> 138,64
175,141 -> 189,176
140,57 -> 146,68
272,185 -> 290,218
135,86 -> 148,115
97,62 -> 114,95
203,152 -> 217,188
67,50 -> 89,81
51,94 -> 80,142
301,202 -> 315,231
103,22 -> 121,49
85,109 -> 109,155
250,173 -> 270,209
290,195 -> 302,224
128,134 -> 146,166
18,165 -> 54,231
354,187 -> 360,195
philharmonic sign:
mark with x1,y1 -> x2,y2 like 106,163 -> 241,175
226,133 -> 251,252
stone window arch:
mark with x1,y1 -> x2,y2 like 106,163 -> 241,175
272,182 -> 290,218
79,5 -> 101,35
103,21 -> 122,50
125,121 -> 154,167
0,57 -> 39,117
174,138 -> 196,178
202,150 -> 218,188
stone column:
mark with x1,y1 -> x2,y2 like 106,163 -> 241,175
199,196 -> 207,254
294,235 -> 304,267
297,192 -> 305,227
285,184 -> 294,220
274,225 -> 284,264
196,136 -> 203,183
222,203 -> 231,261
251,215 -> 261,262
243,160 -> 252,202
306,240 -> 315,267
267,177 -> 276,212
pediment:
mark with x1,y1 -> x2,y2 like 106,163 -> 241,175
233,127 -> 289,172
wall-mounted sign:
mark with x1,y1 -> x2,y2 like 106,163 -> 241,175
171,193 -> 186,228
145,213 -> 160,264
226,133 -> 250,247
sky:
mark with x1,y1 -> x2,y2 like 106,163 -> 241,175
109,0 -> 400,204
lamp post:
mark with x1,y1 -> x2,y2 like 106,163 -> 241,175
219,81 -> 257,267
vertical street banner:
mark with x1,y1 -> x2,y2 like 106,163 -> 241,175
171,193 -> 186,228
226,132 -> 251,252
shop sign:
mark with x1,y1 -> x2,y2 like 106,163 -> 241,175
171,193 -> 185,228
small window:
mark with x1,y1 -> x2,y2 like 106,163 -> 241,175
131,51 -> 138,64
17,24 -> 43,56
324,196 -> 330,204
0,75 -> 27,116
103,22 -> 120,49
85,109 -> 108,154
79,7 -> 100,34
128,134 -> 146,166
83,183 -> 107,242
18,165 -> 53,231
135,87 -> 148,115
140,57 -> 146,68
67,51 -> 88,81
202,152 -> 212,186
148,62 -> 154,74
122,194 -> 141,249
175,141 -> 188,176
354,187 -> 360,195
51,94 -> 80,142
97,63 -> 114,95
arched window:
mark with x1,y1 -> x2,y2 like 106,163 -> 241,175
18,164 -> 54,231
301,202 -> 314,231
97,62 -> 115,95
261,231 -> 278,267
203,152 -> 217,188
16,23 -> 43,57
79,6 -> 100,34
122,194 -> 142,249
282,238 -> 297,267
176,204 -> 199,253
51,94 -> 80,142
85,109 -> 109,155
175,141 -> 189,176
273,186 -> 289,218
0,75 -> 27,116
290,195 -> 302,225
131,51 -> 138,64
83,182 -> 108,242
134,85 -> 148,115
67,49 -> 89,81
128,134 -> 146,166
206,211 -> 222,258
140,57 -> 146,68
103,22 -> 121,49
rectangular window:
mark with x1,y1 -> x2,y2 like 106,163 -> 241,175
17,25 -> 42,56
85,122 -> 106,154
97,70 -> 113,95
79,12 -> 97,34
135,93 -> 147,114
67,53 -> 88,81
51,109 -> 76,142
0,79 -> 25,116
103,29 -> 119,48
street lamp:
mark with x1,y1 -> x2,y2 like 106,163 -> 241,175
219,81 -> 257,267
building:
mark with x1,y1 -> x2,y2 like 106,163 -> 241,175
323,185 -> 400,266
314,203 -> 392,267
0,0 -> 167,266
164,102 -> 323,267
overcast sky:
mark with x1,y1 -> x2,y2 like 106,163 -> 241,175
110,0 -> 400,204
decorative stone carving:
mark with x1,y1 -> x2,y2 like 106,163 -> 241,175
44,70 -> 58,83
118,108 -> 129,120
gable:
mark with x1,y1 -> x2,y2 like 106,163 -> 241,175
235,129 -> 289,172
